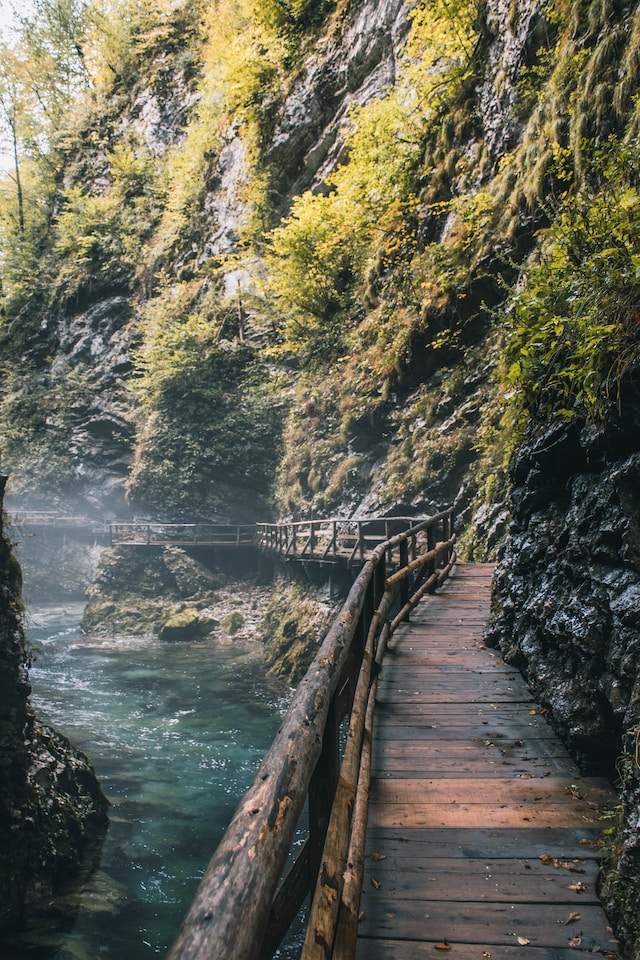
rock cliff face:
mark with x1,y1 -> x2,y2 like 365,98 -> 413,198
487,384 -> 640,957
0,485 -> 108,930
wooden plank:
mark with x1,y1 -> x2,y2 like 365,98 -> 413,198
367,802 -> 604,829
356,940 -> 614,960
372,723 -> 558,741
361,855 -> 601,881
361,863 -> 602,905
368,777 -> 613,808
356,900 -> 616,950
363,826 -> 605,858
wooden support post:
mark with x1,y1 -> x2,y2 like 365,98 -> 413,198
373,549 -> 386,608
399,539 -> 409,620
427,524 -> 436,578
308,695 -> 341,883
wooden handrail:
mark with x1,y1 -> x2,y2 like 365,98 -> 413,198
108,522 -> 258,547
167,508 -> 456,960
256,516 -> 425,564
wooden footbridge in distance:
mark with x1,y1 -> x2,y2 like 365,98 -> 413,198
163,509 -> 618,960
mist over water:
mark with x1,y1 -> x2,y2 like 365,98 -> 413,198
5,605 -> 294,959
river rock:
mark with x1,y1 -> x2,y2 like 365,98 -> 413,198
158,606 -> 206,642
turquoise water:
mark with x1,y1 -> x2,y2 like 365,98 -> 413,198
6,606 -> 295,959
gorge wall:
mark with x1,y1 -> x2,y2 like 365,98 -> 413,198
0,483 -> 108,931
0,0 -> 639,952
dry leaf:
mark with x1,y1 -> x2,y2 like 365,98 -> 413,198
482,953 -> 492,958
385,912 -> 396,919
371,877 -> 381,889
568,882 -> 587,893
434,941 -> 452,950
370,851 -> 386,861
566,912 -> 581,924
529,710 -> 538,715
540,855 -> 554,865
568,935 -> 583,948
358,911 -> 366,922
516,936 -> 530,945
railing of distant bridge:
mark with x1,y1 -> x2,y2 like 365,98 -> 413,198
256,516 -> 425,565
109,521 -> 258,547
167,508 -> 456,960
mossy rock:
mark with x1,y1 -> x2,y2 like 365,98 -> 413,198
158,607 -> 203,642
162,547 -> 224,598
221,610 -> 244,635
261,580 -> 334,686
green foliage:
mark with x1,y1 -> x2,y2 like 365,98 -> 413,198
502,138 -> 640,437
0,362 -> 95,492
261,0 -> 482,364
128,277 -> 283,517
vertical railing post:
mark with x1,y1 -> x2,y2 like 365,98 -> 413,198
308,694 -> 341,884
358,522 -> 364,560
399,538 -> 409,618
373,548 -> 386,609
427,522 -> 436,578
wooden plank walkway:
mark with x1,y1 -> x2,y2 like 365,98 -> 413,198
357,563 -> 619,960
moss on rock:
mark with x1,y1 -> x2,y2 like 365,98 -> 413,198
261,579 -> 335,686
158,606 -> 205,642
221,610 -> 244,635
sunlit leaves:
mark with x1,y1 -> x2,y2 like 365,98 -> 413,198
502,137 -> 640,434
264,0 -> 480,365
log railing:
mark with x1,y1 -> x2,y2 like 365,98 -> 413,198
256,516 -> 425,564
167,508 -> 456,960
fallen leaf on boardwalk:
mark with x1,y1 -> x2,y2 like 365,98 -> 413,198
568,882 -> 587,893
516,936 -> 530,945
434,941 -> 452,950
370,852 -> 386,860
566,912 -> 581,924
482,952 -> 492,958
385,912 -> 395,919
371,877 -> 381,889
566,784 -> 584,799
568,935 -> 582,948
558,860 -> 585,873
529,710 -> 538,715
540,855 -> 554,865
358,911 -> 366,922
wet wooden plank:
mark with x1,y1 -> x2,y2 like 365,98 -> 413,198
363,826 -> 604,858
356,940 -> 616,960
356,899 -> 615,950
367,803 -> 604,829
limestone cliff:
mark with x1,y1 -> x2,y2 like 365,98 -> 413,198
1,0 -> 640,952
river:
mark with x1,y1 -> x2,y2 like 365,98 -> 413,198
4,604 -> 298,959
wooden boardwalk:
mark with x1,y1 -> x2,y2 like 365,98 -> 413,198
357,563 -> 618,960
